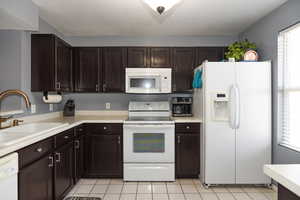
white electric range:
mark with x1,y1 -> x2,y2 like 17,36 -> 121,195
123,101 -> 175,181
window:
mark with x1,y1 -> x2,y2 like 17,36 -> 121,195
278,23 -> 300,151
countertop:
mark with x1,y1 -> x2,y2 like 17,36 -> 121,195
264,164 -> 300,196
0,113 -> 202,158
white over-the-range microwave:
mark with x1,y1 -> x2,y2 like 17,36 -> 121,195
125,68 -> 172,94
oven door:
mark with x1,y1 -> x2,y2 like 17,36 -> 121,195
123,124 -> 175,163
126,76 -> 161,94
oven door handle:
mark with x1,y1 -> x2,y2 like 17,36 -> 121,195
124,124 -> 174,128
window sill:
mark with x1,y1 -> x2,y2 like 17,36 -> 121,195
279,143 -> 300,153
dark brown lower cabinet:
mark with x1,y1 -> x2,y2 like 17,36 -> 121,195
54,142 -> 74,200
85,133 -> 122,178
278,184 -> 300,200
19,154 -> 54,200
175,123 -> 200,178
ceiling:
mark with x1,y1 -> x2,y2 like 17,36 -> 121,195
32,0 -> 287,37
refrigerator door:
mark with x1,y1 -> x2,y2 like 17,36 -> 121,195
235,62 -> 271,184
203,62 -> 236,184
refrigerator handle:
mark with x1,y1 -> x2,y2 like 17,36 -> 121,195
235,85 -> 240,129
229,85 -> 236,129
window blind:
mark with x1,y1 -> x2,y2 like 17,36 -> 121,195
278,23 -> 300,151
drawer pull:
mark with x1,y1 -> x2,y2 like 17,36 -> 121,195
103,126 -> 107,130
177,136 -> 181,144
48,156 -> 54,168
64,136 -> 69,139
55,152 -> 61,163
75,140 -> 80,149
77,128 -> 83,132
118,136 -> 121,144
186,126 -> 190,129
36,148 -> 43,153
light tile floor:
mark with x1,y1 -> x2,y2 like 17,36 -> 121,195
66,179 -> 277,200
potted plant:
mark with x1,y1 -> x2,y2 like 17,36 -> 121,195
225,39 -> 257,61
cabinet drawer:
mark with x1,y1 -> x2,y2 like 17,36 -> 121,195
55,129 -> 74,148
87,123 -> 122,135
18,137 -> 54,168
175,123 -> 200,133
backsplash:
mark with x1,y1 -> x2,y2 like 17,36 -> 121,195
60,93 -> 193,111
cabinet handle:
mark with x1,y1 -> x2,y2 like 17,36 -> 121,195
75,140 -> 80,149
103,84 -> 106,92
55,152 -> 61,163
186,126 -> 190,130
36,147 -> 43,153
118,136 -> 121,144
77,128 -> 83,132
103,126 -> 107,130
48,156 -> 54,168
64,135 -> 69,139
177,136 -> 181,144
56,82 -> 61,90
96,84 -> 99,92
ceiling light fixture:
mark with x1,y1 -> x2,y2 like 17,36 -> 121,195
143,0 -> 182,15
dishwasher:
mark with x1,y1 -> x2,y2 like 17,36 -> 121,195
0,153 -> 18,200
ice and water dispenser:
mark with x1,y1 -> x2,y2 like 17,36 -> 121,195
211,92 -> 229,121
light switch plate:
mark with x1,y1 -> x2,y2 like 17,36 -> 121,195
105,102 -> 111,110
31,104 -> 36,114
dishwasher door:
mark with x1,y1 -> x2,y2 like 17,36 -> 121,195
0,153 -> 18,200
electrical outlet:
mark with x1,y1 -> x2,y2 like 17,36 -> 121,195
49,104 -> 53,111
31,104 -> 36,114
105,102 -> 111,110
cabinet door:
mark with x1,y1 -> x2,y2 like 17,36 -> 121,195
74,47 -> 102,92
86,134 -> 122,177
172,48 -> 195,92
195,47 -> 226,66
176,134 -> 200,178
55,142 -> 74,200
127,47 -> 149,68
19,154 -> 54,200
31,34 -> 56,91
103,47 -> 127,92
74,135 -> 85,183
56,38 -> 72,92
150,47 -> 172,68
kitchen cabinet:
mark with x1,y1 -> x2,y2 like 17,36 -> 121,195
278,184 -> 300,200
172,48 -> 196,92
127,47 -> 149,68
195,47 -> 226,65
150,47 -> 172,68
74,126 -> 86,183
175,123 -> 200,178
85,124 -> 123,178
103,47 -> 127,92
19,154 -> 54,200
31,34 -> 72,92
54,142 -> 74,200
73,47 -> 102,92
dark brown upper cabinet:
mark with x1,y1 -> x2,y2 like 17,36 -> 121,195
195,47 -> 226,66
73,47 -> 102,92
31,34 -> 72,92
172,48 -> 196,92
150,47 -> 172,68
103,47 -> 127,92
127,47 -> 149,68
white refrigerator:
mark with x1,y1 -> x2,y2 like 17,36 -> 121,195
194,61 -> 272,186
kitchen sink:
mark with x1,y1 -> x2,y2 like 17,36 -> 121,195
0,122 -> 69,147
